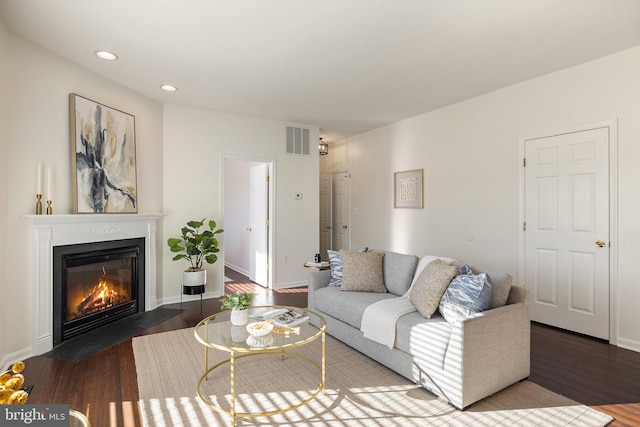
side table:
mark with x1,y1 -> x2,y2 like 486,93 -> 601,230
303,262 -> 330,270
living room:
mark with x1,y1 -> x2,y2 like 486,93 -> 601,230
1,1 -> 640,425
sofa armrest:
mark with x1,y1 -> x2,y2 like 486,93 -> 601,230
446,299 -> 530,408
307,270 -> 331,310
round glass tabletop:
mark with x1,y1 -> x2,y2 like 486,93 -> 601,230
194,305 -> 325,352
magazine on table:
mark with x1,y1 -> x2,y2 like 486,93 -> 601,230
250,308 -> 309,327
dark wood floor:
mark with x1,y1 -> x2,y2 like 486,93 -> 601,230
15,268 -> 640,426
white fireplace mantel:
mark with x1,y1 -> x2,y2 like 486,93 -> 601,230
25,213 -> 163,355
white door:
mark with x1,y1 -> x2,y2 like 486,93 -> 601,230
525,127 -> 610,339
332,171 -> 350,251
319,173 -> 332,260
249,164 -> 268,286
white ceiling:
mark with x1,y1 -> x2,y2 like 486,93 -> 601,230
1,0 -> 639,141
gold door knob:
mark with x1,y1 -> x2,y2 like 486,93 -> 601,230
247,227 -> 252,232
595,240 -> 606,247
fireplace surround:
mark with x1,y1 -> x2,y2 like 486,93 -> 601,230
27,214 -> 161,355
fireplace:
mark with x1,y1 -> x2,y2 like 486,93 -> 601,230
52,238 -> 145,346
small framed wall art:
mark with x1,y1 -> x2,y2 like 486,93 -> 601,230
394,168 -> 424,209
70,94 -> 138,213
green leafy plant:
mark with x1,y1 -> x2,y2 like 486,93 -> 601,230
221,291 -> 257,311
167,218 -> 224,270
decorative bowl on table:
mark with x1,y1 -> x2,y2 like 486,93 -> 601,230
246,320 -> 274,337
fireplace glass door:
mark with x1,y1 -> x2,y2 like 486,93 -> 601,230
66,257 -> 134,322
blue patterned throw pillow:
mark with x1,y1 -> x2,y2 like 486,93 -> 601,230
439,266 -> 492,322
458,264 -> 473,276
328,250 -> 344,286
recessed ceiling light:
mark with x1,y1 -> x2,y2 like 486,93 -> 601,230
160,84 -> 177,92
95,51 -> 118,61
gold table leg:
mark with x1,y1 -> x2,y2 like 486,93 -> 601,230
204,346 -> 208,380
204,322 -> 209,380
321,330 -> 326,395
230,350 -> 236,426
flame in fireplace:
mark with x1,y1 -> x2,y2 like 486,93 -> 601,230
69,266 -> 131,320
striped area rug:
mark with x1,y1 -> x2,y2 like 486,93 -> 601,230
133,328 -> 613,426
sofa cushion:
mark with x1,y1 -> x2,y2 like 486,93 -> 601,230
314,286 -> 396,329
340,250 -> 386,292
396,311 -> 451,365
487,271 -> 512,308
439,270 -> 492,322
383,252 -> 419,296
410,259 -> 458,318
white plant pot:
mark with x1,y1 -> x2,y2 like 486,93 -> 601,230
183,269 -> 206,286
183,269 -> 206,295
230,308 -> 250,326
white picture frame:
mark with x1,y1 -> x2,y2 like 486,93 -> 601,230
394,169 -> 423,209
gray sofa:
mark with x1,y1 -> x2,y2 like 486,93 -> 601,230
307,251 -> 530,409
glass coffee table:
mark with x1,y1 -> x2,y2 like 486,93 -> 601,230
194,306 -> 326,426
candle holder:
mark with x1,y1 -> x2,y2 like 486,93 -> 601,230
35,194 -> 43,215
46,200 -> 52,215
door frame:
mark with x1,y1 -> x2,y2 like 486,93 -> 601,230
221,154 -> 276,289
518,119 -> 618,344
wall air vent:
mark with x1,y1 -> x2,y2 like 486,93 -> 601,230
285,125 -> 310,155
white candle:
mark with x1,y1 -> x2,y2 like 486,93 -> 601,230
37,163 -> 42,194
47,168 -> 52,201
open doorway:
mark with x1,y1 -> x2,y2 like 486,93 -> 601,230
223,156 -> 274,288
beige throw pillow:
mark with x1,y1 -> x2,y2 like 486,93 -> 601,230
340,250 -> 386,293
410,259 -> 458,318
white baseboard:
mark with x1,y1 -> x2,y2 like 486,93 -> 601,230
224,262 -> 249,277
1,347 -> 34,371
272,280 -> 307,290
616,336 -> 640,353
157,291 -> 221,307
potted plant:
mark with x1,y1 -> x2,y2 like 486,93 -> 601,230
221,291 -> 257,325
167,218 -> 224,295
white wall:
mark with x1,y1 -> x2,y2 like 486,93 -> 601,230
1,33 -> 164,364
0,19 -> 10,363
162,104 -> 319,299
322,46 -> 640,352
